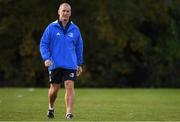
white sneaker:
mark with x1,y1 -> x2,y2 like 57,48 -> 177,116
66,113 -> 73,120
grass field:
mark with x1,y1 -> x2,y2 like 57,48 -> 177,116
0,88 -> 180,121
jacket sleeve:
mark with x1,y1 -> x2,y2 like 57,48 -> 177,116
40,26 -> 51,61
76,29 -> 83,66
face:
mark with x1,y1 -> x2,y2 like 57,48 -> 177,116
58,4 -> 71,23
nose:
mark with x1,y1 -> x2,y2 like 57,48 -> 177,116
64,12 -> 68,15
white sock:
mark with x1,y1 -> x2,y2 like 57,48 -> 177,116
49,106 -> 54,110
66,112 -> 72,116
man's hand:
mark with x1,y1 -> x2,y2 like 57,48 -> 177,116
44,59 -> 52,67
77,66 -> 83,77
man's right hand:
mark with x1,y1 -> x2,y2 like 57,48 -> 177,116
44,59 -> 52,67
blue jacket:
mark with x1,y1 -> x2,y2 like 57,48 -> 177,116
40,20 -> 83,71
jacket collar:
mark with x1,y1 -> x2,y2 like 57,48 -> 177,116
58,20 -> 71,33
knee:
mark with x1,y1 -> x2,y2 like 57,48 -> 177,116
65,80 -> 74,90
50,84 -> 60,94
65,81 -> 75,95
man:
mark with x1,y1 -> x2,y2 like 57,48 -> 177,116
40,2 -> 83,120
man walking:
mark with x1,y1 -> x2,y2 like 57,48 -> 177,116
40,2 -> 83,119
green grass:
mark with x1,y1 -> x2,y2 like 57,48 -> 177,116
0,88 -> 180,121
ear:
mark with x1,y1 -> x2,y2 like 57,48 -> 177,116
57,9 -> 60,15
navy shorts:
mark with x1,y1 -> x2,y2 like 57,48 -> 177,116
49,68 -> 77,84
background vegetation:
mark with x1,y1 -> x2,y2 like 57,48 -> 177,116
0,0 -> 180,87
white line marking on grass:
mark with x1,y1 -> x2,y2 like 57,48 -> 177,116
28,88 -> 35,92
17,94 -> 24,98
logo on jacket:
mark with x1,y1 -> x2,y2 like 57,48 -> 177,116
69,73 -> 74,78
56,32 -> 61,36
68,33 -> 73,38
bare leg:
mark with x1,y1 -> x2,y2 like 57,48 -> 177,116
64,80 -> 75,114
48,83 -> 60,109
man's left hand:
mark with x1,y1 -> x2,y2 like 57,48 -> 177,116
77,66 -> 83,77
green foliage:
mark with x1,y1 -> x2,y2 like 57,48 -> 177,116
0,0 -> 180,87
